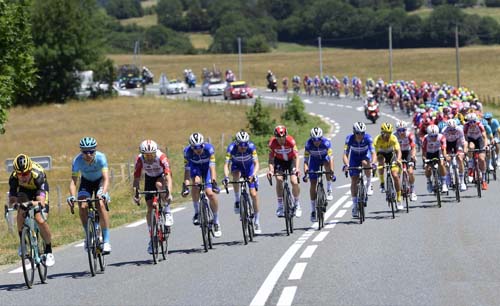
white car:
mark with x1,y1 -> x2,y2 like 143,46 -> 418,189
201,78 -> 226,96
160,79 -> 187,95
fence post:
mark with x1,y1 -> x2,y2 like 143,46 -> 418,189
221,133 -> 225,152
121,164 -> 126,183
56,185 -> 62,212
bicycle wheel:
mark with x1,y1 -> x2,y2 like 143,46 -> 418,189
199,202 -> 208,252
150,209 -> 159,264
434,172 -> 442,208
21,228 -> 35,288
387,175 -> 395,218
492,149 -> 497,180
402,171 -> 410,213
36,231 -> 47,283
316,183 -> 326,229
357,180 -> 365,224
475,166 -> 482,198
159,210 -> 169,260
243,193 -> 254,242
240,194 -> 249,245
283,187 -> 291,236
286,186 -> 294,234
86,217 -> 97,276
453,164 -> 460,202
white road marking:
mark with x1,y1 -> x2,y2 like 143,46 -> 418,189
343,201 -> 353,208
334,209 -> 347,218
300,245 -> 318,259
324,223 -> 337,229
303,99 -> 313,104
277,286 -> 297,306
288,263 -> 308,280
8,265 -> 27,274
323,195 -> 349,220
313,231 -> 329,242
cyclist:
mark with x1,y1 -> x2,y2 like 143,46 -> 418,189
9,154 -> 55,266
181,132 -> 222,237
394,121 -> 418,201
222,131 -> 261,234
442,118 -> 467,192
342,76 -> 349,96
422,125 -> 448,193
266,125 -> 302,218
374,122 -> 403,209
303,127 -> 335,222
463,112 -> 488,190
67,137 -> 112,253
483,112 -> 500,166
132,140 -> 173,254
342,122 -> 377,218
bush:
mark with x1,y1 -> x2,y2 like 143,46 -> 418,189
281,94 -> 307,125
485,0 -> 500,7
246,97 -> 275,136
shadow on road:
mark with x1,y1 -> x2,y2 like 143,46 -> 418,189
108,259 -> 151,267
254,232 -> 288,238
0,282 -> 29,291
48,271 -> 91,280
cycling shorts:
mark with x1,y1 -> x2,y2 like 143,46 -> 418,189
274,159 -> 295,175
307,159 -> 330,180
144,174 -> 165,201
230,163 -> 258,189
446,141 -> 463,155
189,166 -> 213,188
348,157 -> 371,177
78,176 -> 109,200
467,137 -> 485,150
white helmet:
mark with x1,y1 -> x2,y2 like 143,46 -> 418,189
427,124 -> 439,136
235,131 -> 250,143
310,127 -> 323,138
140,139 -> 158,154
395,120 -> 407,130
447,118 -> 457,129
466,112 -> 477,122
189,132 -> 204,146
353,122 -> 366,133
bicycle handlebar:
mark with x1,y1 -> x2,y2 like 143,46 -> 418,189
69,198 -> 109,214
134,188 -> 170,206
223,177 -> 254,194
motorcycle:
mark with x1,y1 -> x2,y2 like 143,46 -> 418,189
267,76 -> 278,92
186,73 -> 196,88
365,100 -> 380,124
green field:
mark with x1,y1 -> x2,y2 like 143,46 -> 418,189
189,33 -> 213,50
411,6 -> 500,23
119,13 -> 157,27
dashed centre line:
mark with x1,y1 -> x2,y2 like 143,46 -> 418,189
288,262 -> 308,280
300,245 -> 318,259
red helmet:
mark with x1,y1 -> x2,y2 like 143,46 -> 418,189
274,125 -> 287,137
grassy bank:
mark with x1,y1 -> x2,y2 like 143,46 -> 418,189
0,96 -> 328,265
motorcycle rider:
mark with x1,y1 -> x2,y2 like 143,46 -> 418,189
364,93 -> 379,120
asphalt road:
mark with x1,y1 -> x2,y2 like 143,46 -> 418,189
1,88 -> 499,306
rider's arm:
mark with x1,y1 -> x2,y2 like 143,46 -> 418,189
132,155 -> 143,190
101,170 -> 110,196
251,146 -> 259,177
183,152 -> 191,186
69,175 -> 79,198
209,149 -> 217,182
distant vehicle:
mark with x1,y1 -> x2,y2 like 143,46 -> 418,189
201,78 -> 226,96
117,65 -> 141,89
224,81 -> 253,100
161,79 -> 187,95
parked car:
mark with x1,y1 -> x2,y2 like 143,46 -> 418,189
161,79 -> 187,95
201,78 -> 226,96
224,81 -> 253,100
117,64 -> 142,89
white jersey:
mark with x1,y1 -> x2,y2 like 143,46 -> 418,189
133,150 -> 171,178
442,126 -> 465,145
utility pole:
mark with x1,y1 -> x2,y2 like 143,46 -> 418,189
134,41 -> 140,68
388,26 -> 393,82
455,25 -> 461,88
318,37 -> 323,78
237,37 -> 242,81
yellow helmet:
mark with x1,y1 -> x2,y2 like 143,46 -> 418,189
13,154 -> 33,173
380,122 -> 394,133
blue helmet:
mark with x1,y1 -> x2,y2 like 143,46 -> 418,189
484,112 -> 493,120
79,137 -> 97,149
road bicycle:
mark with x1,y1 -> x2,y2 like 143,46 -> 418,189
17,201 -> 48,288
269,170 -> 296,236
469,148 -> 485,198
345,166 -> 373,224
447,153 -> 461,202
486,144 -> 497,183
424,158 -> 444,208
380,162 -> 398,218
70,198 -> 108,276
400,160 -> 413,213
135,188 -> 171,264
223,177 -> 255,245
185,181 -> 214,252
307,166 -> 335,229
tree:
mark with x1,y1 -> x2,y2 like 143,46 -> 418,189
29,0 -> 109,103
0,0 -> 36,133
157,0 -> 185,31
104,0 -> 143,19
281,94 -> 307,125
185,0 -> 210,31
144,25 -> 195,54
246,98 -> 275,136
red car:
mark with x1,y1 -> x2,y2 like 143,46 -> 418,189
224,81 -> 253,100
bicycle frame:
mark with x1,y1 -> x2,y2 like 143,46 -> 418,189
308,165 -> 334,229
400,161 -> 413,213
424,158 -> 443,207
186,182 -> 214,252
345,166 -> 372,224
224,177 -> 255,244
269,170 -> 295,235
381,163 -> 397,218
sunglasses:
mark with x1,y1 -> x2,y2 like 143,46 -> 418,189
238,142 -> 249,147
16,171 -> 31,177
354,131 -> 365,135
397,128 -> 406,133
381,132 -> 391,136
191,145 -> 204,150
82,150 -> 96,155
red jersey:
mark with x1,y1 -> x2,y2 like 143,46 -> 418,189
268,136 -> 299,161
133,150 -> 171,178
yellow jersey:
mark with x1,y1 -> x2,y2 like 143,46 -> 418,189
373,134 -> 400,153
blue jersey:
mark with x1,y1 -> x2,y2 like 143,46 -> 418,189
344,133 -> 374,161
225,141 -> 258,167
71,151 -> 108,182
487,118 -> 500,137
304,137 -> 333,163
183,143 -> 216,172
343,77 -> 349,85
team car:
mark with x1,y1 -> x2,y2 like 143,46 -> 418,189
201,78 -> 226,96
223,81 -> 253,100
160,78 -> 187,95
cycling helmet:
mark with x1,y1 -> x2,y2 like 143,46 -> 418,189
189,132 -> 204,146
446,118 -> 457,129
310,127 -> 323,138
140,139 -> 158,154
353,122 -> 366,133
466,112 -> 477,122
274,125 -> 287,137
484,112 -> 493,120
395,120 -> 407,130
13,154 -> 33,173
438,121 -> 447,132
80,136 -> 97,149
235,131 -> 250,143
427,124 -> 439,136
381,122 -> 394,133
